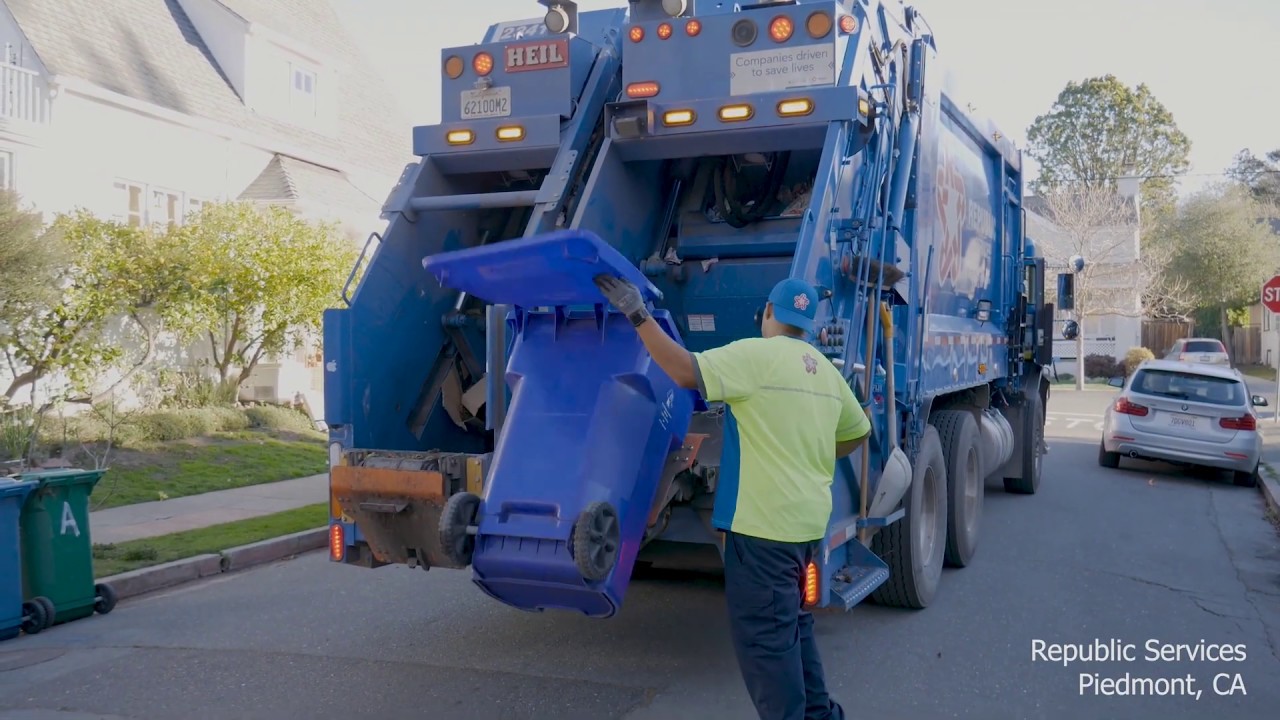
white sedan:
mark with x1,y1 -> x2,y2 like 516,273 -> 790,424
1099,359 -> 1265,487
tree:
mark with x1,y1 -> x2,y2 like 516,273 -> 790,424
1159,183 -> 1280,345
1226,147 -> 1280,207
0,190 -> 63,336
166,202 -> 356,386
1,211 -> 186,402
1035,184 -> 1190,389
1026,75 -> 1192,212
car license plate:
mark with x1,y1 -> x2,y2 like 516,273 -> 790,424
1167,413 -> 1199,430
461,87 -> 511,119
1199,355 -> 1211,362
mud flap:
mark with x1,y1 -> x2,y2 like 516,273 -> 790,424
330,465 -> 464,569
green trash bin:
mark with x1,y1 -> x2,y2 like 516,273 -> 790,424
18,468 -> 118,626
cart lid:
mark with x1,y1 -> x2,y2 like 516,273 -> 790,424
422,230 -> 661,307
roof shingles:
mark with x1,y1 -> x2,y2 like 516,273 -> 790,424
5,0 -> 412,180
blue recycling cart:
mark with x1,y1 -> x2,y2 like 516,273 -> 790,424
0,477 -> 50,639
423,230 -> 697,618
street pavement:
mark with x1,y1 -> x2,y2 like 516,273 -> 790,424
2,391 -> 1279,720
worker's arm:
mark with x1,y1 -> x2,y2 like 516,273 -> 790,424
594,274 -> 698,389
834,376 -> 871,458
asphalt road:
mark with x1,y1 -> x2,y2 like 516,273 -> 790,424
2,390 -> 1279,720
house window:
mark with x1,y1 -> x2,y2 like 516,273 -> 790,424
0,150 -> 12,190
114,179 -> 202,227
290,64 -> 316,116
150,187 -> 182,229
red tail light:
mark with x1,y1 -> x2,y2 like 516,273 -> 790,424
1114,398 -> 1149,416
1219,414 -> 1256,431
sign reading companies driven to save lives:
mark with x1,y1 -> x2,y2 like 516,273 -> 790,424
729,42 -> 837,96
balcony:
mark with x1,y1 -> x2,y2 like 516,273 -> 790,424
0,62 -> 51,125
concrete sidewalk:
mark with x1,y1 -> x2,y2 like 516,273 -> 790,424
90,473 -> 328,545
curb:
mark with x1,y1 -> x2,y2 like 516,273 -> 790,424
97,527 -> 327,602
1260,470 -> 1280,520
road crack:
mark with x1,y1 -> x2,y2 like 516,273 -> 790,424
1207,486 -> 1280,665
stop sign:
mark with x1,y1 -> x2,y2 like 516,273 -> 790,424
1263,276 -> 1280,313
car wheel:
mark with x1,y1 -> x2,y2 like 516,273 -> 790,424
1232,466 -> 1259,488
1098,442 -> 1120,469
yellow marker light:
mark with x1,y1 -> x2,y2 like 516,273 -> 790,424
329,524 -> 345,562
662,109 -> 695,126
839,15 -> 858,34
629,25 -> 645,42
685,19 -> 702,36
446,129 -> 475,145
979,363 -> 988,374
496,125 -> 525,142
777,98 -> 814,117
626,81 -> 660,98
718,104 -> 754,122
657,22 -> 673,39
472,52 -> 493,76
444,55 -> 464,79
806,11 -> 833,39
858,98 -> 871,116
769,15 -> 794,42
804,562 -> 820,606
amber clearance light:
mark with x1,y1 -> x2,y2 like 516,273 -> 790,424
806,11 -> 833,39
718,104 -> 754,122
329,524 -> 345,562
626,81 -> 660,99
769,15 -> 794,42
446,129 -> 475,145
444,55 -> 464,79
662,109 -> 695,127
685,19 -> 702,36
657,22 -> 673,39
839,15 -> 858,34
777,98 -> 814,117
629,25 -> 645,42
804,562 -> 819,606
472,52 -> 493,76
496,125 -> 525,142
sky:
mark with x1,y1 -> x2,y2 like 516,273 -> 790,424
328,0 -> 1280,197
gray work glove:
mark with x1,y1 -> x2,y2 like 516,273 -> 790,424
593,274 -> 651,327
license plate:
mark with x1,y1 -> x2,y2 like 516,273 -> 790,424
461,87 -> 511,119
1199,355 -> 1211,362
1167,413 -> 1199,430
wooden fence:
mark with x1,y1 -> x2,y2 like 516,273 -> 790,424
1141,320 -> 1194,356
1230,326 -> 1262,365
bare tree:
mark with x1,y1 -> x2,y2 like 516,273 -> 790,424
1033,183 -> 1192,388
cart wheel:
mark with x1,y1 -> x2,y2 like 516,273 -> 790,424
20,598 -> 49,635
572,501 -> 620,582
439,491 -> 481,567
94,583 -> 118,615
35,596 -> 55,629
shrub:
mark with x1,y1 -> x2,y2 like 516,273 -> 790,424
244,405 -> 316,433
1084,354 -> 1123,379
1124,347 -> 1156,376
157,369 -> 240,408
205,406 -> 250,432
1055,372 -> 1074,384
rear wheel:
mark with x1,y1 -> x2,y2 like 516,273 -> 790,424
870,425 -> 948,609
1003,393 -> 1044,494
930,410 -> 982,568
1232,465 -> 1259,488
1098,441 -> 1120,469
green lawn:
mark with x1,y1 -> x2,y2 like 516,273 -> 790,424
92,502 -> 329,578
87,430 -> 327,510
1237,364 -> 1277,381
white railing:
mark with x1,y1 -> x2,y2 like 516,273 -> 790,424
0,62 -> 51,125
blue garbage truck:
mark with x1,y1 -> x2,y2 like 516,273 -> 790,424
323,0 -> 1055,618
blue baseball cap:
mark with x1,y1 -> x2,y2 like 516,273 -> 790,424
767,278 -> 819,333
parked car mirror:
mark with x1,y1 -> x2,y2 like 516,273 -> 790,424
1107,376 -> 1125,388
1251,394 -> 1269,407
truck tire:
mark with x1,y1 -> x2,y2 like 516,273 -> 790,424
930,410 -> 982,568
870,425 -> 948,609
1003,392 -> 1043,495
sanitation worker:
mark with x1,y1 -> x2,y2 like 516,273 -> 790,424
593,273 -> 868,720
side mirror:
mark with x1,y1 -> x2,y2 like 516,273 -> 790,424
1107,376 -> 1125,388
1056,273 -> 1075,311
1061,319 -> 1079,341
1251,394 -> 1269,407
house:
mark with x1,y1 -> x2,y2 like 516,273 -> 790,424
0,0 -> 414,410
1024,185 -> 1144,366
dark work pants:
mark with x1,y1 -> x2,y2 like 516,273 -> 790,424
724,531 -> 846,720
